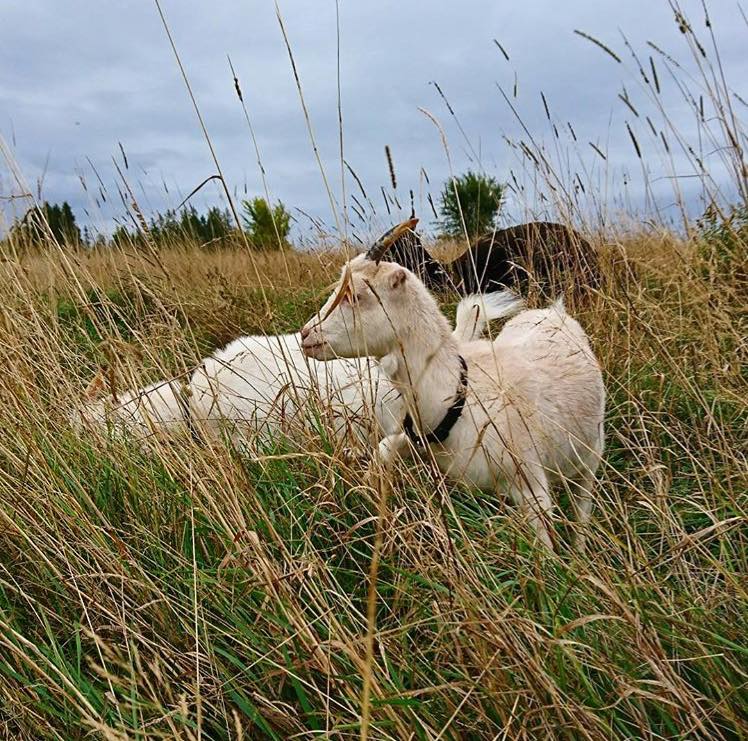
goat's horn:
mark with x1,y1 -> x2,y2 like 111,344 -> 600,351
365,217 -> 419,263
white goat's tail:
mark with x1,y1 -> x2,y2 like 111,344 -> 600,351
452,289 -> 526,342
551,295 -> 567,314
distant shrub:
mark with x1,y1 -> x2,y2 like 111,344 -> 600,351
438,171 -> 504,241
241,197 -> 291,250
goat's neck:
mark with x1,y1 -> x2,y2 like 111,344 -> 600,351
382,322 -> 463,431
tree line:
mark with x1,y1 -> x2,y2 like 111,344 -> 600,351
111,197 -> 292,250
7,172 -> 506,250
9,197 -> 295,251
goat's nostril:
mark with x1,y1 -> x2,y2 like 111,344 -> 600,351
300,326 -> 310,340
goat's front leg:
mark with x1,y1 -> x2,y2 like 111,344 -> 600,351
371,432 -> 409,472
505,470 -> 554,551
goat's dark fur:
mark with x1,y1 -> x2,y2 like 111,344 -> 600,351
387,221 -> 599,298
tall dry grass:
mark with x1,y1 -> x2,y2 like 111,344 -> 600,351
0,228 -> 745,739
1,0 -> 746,737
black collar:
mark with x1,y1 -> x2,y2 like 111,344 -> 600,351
403,355 -> 468,447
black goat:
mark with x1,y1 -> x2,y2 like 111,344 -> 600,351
387,221 -> 599,299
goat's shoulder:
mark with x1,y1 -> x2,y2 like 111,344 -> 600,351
458,340 -> 509,393
460,338 -> 498,363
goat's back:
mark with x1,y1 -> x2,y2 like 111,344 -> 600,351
453,222 -> 599,298
190,333 -> 397,442
72,379 -> 189,440
382,221 -> 598,299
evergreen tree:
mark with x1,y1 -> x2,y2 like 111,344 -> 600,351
204,207 -> 233,241
146,206 -> 235,246
111,224 -> 136,247
109,205 -> 238,249
57,202 -> 80,244
10,201 -> 81,246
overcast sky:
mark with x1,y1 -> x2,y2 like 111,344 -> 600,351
1,1 -> 746,241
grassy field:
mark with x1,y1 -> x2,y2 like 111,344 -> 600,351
0,230 -> 745,739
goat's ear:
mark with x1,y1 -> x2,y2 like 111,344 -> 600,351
389,268 -> 407,290
84,370 -> 108,400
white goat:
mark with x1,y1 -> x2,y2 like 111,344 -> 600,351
75,291 -> 508,448
300,253 -> 605,551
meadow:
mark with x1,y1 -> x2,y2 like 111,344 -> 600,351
0,227 -> 745,739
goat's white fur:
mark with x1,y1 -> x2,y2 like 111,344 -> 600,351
452,290 -> 525,343
301,255 -> 605,550
74,291 -> 507,447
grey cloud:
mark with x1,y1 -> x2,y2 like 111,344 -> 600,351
1,0 -> 746,238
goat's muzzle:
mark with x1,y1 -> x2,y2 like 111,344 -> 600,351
300,323 -> 327,359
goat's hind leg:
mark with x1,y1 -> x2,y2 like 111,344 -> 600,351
569,467 -> 596,554
505,469 -> 554,550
